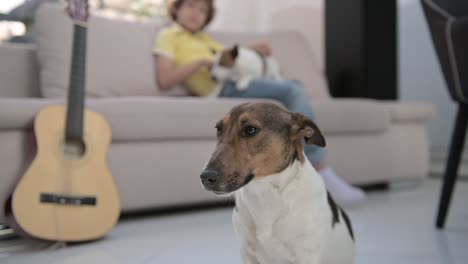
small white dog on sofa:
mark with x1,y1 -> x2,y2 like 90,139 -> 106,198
209,45 -> 282,97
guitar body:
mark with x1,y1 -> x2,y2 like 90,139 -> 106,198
12,105 -> 120,242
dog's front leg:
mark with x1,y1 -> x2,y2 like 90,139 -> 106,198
295,252 -> 322,264
290,236 -> 325,264
233,201 -> 262,264
240,247 -> 260,264
237,76 -> 253,91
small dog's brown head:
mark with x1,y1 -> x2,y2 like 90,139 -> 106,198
210,45 -> 239,82
200,102 -> 325,195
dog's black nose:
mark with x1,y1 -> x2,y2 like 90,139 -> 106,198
211,75 -> 218,81
200,170 -> 220,187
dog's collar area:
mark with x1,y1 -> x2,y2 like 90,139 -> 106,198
253,159 -> 304,193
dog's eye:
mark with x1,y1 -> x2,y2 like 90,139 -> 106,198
242,126 -> 259,137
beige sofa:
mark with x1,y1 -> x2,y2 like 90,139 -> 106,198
0,4 -> 435,224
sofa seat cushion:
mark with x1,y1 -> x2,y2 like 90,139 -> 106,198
0,97 -> 275,141
0,97 -> 398,142
90,97 -> 275,141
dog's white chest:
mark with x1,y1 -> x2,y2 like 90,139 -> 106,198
233,160 -> 354,264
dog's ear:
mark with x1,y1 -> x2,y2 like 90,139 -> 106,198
290,113 -> 326,147
231,45 -> 239,59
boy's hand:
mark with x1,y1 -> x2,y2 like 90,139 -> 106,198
198,59 -> 213,69
248,41 -> 272,56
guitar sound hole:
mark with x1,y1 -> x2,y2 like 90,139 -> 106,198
61,139 -> 86,159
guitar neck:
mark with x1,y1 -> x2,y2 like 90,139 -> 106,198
65,24 -> 87,142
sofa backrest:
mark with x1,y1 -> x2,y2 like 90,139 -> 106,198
271,5 -> 325,71
4,3 -> 329,100
34,3 -> 163,98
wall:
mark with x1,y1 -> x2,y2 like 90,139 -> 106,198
398,0 -> 457,150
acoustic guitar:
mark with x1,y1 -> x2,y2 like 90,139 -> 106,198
10,0 -> 120,242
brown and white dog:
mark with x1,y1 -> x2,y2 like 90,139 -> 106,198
200,102 -> 355,264
208,45 -> 282,97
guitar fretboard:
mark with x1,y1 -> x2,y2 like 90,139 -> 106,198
65,24 -> 86,142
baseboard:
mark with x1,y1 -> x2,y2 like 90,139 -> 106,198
0,226 -> 16,240
358,182 -> 390,192
430,147 -> 468,179
120,200 -> 234,220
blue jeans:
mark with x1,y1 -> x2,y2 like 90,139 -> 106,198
219,79 -> 326,166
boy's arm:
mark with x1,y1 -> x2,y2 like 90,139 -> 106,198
155,55 -> 211,91
248,41 -> 272,56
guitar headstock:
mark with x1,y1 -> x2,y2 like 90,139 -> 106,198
66,0 -> 90,24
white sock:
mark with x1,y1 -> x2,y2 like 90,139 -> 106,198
319,167 -> 366,205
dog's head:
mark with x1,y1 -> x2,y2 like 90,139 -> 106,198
200,102 -> 325,195
210,45 -> 239,82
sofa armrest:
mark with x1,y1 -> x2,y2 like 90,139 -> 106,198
0,43 -> 40,98
312,98 -> 392,134
380,101 -> 436,123
0,98 -> 63,130
312,98 -> 436,135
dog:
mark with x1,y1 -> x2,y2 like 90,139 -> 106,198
200,102 -> 355,264
208,45 -> 282,97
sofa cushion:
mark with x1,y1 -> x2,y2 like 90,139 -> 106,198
34,4 -> 161,98
87,97 -> 274,141
0,97 -> 272,141
0,97 -> 394,141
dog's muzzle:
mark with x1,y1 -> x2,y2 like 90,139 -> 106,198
200,169 -> 220,190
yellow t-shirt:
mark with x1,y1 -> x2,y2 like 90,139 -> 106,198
153,24 -> 224,96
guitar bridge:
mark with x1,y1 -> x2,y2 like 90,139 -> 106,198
40,193 -> 97,206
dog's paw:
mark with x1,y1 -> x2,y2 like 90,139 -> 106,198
237,83 -> 250,91
237,77 -> 252,91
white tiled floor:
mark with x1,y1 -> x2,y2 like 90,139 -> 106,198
1,179 -> 467,264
